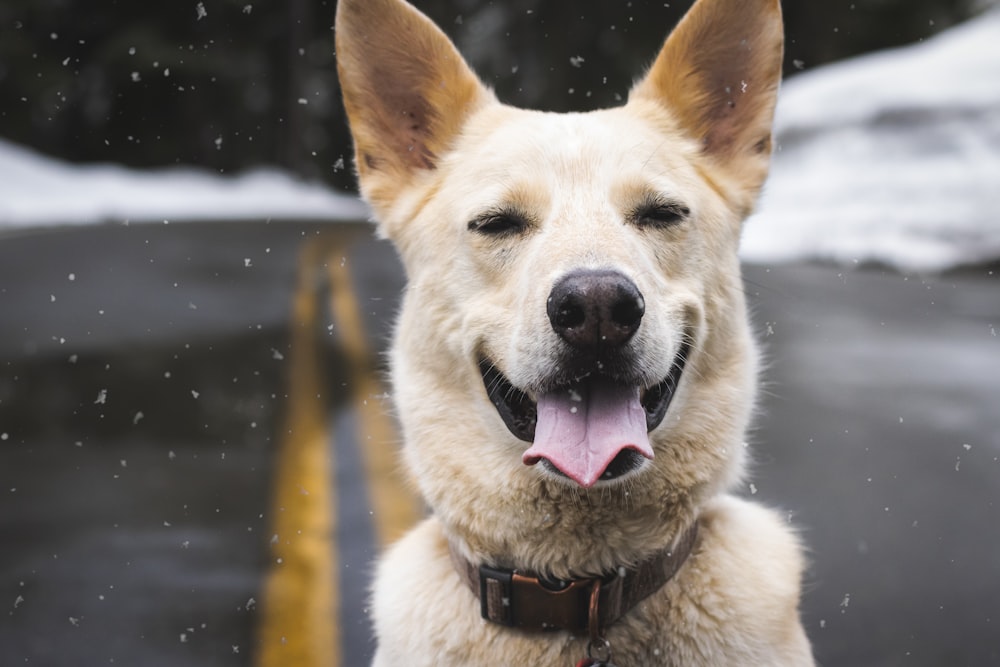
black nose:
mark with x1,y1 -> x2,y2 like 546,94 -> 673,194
547,269 -> 644,350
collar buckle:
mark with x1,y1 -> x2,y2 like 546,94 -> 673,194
478,564 -> 515,626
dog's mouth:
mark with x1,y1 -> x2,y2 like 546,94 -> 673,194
479,341 -> 690,488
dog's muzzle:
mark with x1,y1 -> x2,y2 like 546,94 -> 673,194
480,269 -> 690,488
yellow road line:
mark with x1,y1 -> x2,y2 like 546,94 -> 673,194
328,256 -> 421,547
256,230 -> 421,667
256,237 -> 339,667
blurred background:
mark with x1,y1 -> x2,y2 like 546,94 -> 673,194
0,0 -> 991,188
1,0 -> 998,666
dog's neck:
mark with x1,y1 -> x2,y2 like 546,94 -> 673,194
446,520 -> 699,636
433,476 -> 703,581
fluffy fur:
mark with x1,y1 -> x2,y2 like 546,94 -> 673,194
335,0 -> 814,664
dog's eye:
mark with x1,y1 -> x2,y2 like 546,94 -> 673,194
633,201 -> 689,229
468,210 -> 529,236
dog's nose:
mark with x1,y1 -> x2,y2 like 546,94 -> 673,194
547,269 -> 644,349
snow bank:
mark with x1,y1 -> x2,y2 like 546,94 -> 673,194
0,140 -> 367,229
742,8 -> 1000,272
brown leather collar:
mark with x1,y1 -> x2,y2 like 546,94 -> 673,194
448,521 -> 698,636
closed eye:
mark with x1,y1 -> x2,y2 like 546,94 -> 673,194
468,207 -> 531,237
632,197 -> 689,229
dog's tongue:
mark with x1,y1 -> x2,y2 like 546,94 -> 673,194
523,379 -> 652,488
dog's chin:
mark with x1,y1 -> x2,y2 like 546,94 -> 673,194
478,340 -> 690,485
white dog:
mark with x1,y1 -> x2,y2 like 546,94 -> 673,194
336,0 -> 814,664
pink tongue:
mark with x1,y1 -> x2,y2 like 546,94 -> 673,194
522,379 -> 652,488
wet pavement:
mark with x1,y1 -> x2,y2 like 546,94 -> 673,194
1,221 -> 998,665
0,220 -> 404,666
745,263 -> 1000,667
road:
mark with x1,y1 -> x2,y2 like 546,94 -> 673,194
1,221 -> 997,666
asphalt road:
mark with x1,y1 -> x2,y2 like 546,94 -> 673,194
745,263 -> 1000,666
1,221 -> 997,666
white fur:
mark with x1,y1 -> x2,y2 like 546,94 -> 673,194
335,0 -> 815,663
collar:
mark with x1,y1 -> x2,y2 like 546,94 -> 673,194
448,521 -> 699,636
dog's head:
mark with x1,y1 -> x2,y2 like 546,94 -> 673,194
337,0 -> 783,569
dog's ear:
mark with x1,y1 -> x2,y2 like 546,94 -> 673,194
630,0 -> 783,204
335,0 -> 493,214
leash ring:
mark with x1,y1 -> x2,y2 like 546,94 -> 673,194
587,637 -> 612,662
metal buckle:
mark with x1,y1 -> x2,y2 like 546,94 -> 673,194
476,565 -> 626,632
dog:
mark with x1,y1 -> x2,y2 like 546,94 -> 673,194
336,0 -> 814,664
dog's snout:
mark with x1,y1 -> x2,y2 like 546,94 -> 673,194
547,269 -> 644,349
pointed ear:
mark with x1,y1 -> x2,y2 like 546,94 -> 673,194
335,0 -> 493,213
630,0 -> 783,199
